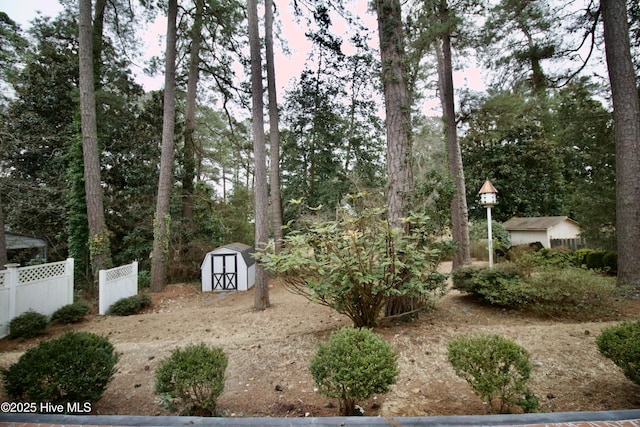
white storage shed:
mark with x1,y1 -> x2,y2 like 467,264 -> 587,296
201,243 -> 256,292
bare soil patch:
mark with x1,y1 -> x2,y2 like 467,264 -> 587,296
1,262 -> 640,418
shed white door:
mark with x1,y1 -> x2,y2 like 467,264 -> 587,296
212,253 -> 238,290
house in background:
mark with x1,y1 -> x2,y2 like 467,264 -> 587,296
502,216 -> 581,248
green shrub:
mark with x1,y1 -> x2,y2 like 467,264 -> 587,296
452,264 -> 619,319
51,301 -> 90,324
8,311 -> 48,339
469,220 -> 511,250
258,206 -> 450,327
2,331 -> 118,406
596,321 -> 640,386
155,343 -> 228,415
524,267 -> 619,318
574,249 -> 592,267
310,327 -> 399,416
138,270 -> 151,289
602,251 -> 618,274
586,251 -> 606,270
451,265 -> 487,294
107,293 -> 151,316
447,334 -> 538,414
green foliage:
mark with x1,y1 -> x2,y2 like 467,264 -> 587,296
585,251 -> 605,270
447,334 -> 538,414
138,269 -> 151,289
8,311 -> 48,339
107,293 -> 151,316
154,343 -> 228,415
2,331 -> 118,406
310,327 -> 399,415
596,321 -> 640,386
259,202 -> 451,327
452,264 -> 620,319
469,220 -> 511,250
51,301 -> 90,324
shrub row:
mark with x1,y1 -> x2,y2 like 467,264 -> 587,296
5,321 -> 638,417
451,264 -> 620,319
507,247 -> 618,274
107,293 -> 152,316
8,301 -> 90,339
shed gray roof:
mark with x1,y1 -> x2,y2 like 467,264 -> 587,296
214,242 -> 256,267
5,232 -> 47,250
502,216 -> 578,231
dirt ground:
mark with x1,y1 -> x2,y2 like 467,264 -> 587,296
1,262 -> 640,418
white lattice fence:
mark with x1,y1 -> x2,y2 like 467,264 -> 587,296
99,261 -> 138,315
0,259 -> 74,339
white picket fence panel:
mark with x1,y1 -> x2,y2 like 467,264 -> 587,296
99,261 -> 138,315
0,259 -> 74,339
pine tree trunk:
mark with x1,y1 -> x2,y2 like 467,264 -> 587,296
78,0 -> 112,279
375,0 -> 413,230
602,0 -> 640,290
150,0 -> 178,292
181,0 -> 203,223
265,0 -> 283,253
375,0 -> 416,317
435,3 -> 471,270
248,0 -> 270,310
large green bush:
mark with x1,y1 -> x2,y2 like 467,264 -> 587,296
447,334 -> 538,413
596,321 -> 640,386
2,331 -> 118,406
258,206 -> 451,327
452,264 -> 619,319
155,343 -> 228,415
8,310 -> 48,339
51,301 -> 90,324
107,293 -> 151,316
469,220 -> 511,250
310,327 -> 399,415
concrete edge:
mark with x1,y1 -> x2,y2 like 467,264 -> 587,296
1,410 -> 640,427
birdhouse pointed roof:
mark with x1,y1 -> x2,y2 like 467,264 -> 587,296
478,179 -> 498,195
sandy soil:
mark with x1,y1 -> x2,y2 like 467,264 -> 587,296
1,262 -> 640,418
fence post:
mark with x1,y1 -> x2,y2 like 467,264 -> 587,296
66,258 -> 75,304
133,261 -> 139,291
99,267 -> 107,315
5,263 -> 19,322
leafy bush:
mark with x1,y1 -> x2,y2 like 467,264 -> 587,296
138,269 -> 151,289
596,321 -> 640,386
602,251 -> 617,274
2,331 -> 118,406
469,220 -> 511,250
8,311 -> 48,339
452,264 -> 619,319
155,343 -> 228,415
310,327 -> 399,415
447,334 -> 538,413
258,205 -> 451,327
51,301 -> 90,324
586,251 -> 606,270
107,293 -> 151,316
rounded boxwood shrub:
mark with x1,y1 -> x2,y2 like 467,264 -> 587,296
310,327 -> 399,416
8,310 -> 48,339
447,334 -> 538,413
107,293 -> 151,316
596,321 -> 640,386
155,343 -> 228,415
51,301 -> 90,324
2,331 -> 118,406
